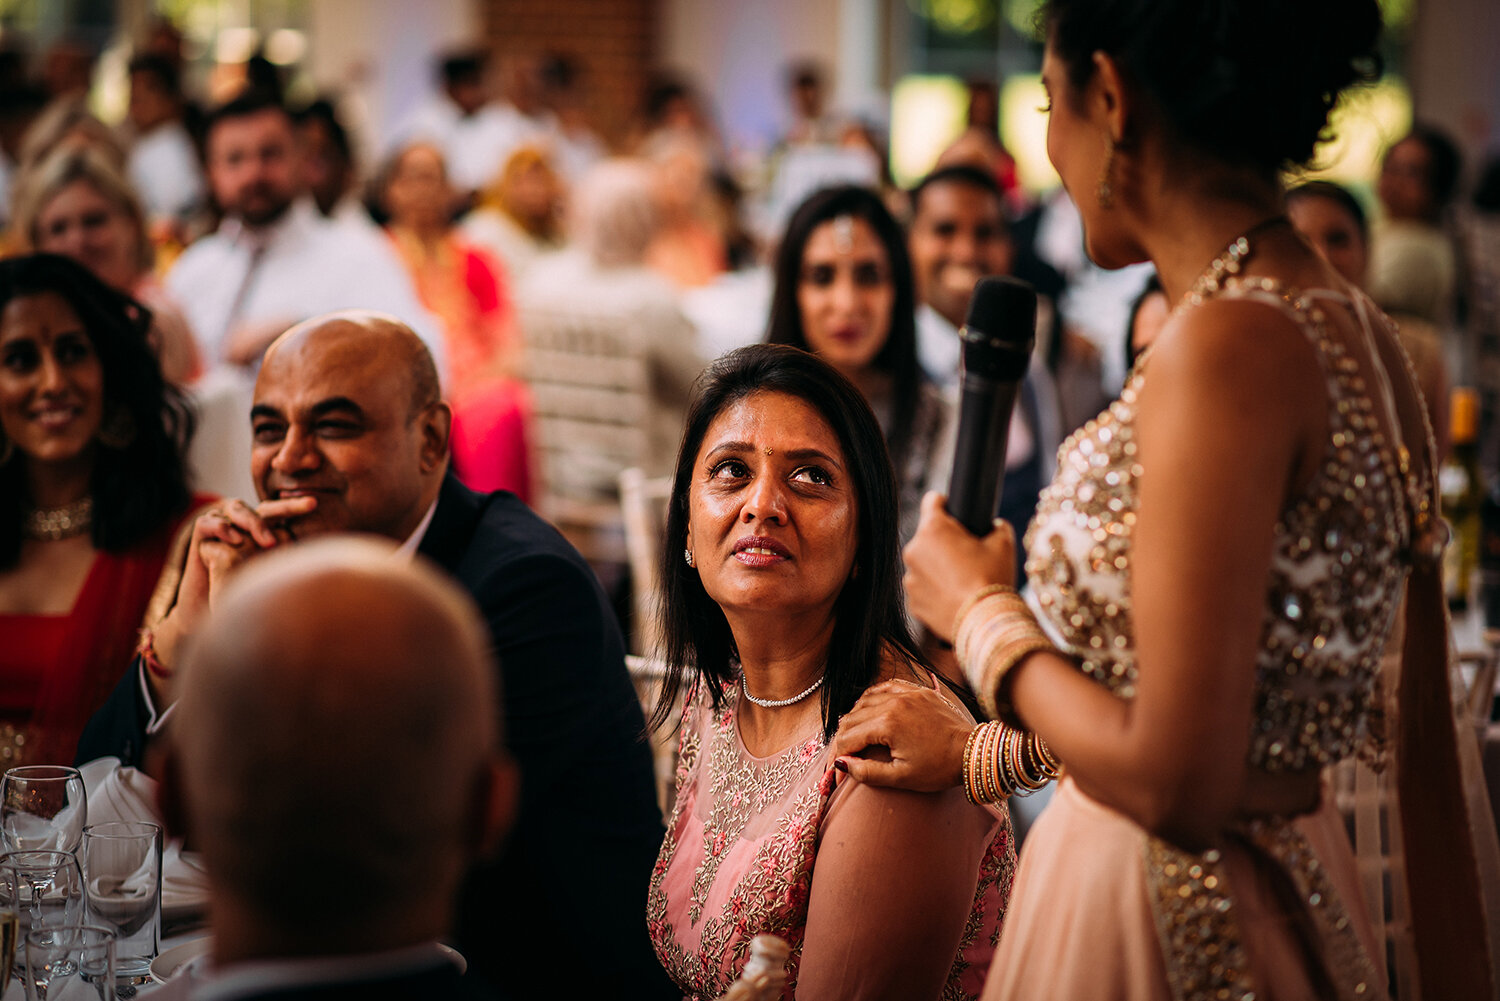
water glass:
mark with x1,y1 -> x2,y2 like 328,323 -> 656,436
0,853 -> 84,975
0,900 -> 17,995
1,769 -> 87,854
79,824 -> 159,986
24,925 -> 113,1001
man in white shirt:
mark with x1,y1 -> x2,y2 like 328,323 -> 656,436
146,537 -> 513,1000
168,92 -> 442,376
907,165 -> 1061,567
126,54 -> 205,228
398,50 -> 552,196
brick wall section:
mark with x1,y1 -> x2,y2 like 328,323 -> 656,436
480,0 -> 657,150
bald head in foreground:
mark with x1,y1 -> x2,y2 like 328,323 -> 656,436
82,312 -> 674,997
155,539 -> 514,999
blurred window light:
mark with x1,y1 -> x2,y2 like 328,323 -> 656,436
889,72 -> 1057,195
264,28 -> 305,66
890,75 -> 969,188
1290,76 -> 1413,192
214,26 -> 258,65
1001,0 -> 1044,38
1000,73 -> 1055,192
908,0 -> 997,36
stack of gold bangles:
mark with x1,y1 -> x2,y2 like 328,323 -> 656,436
962,721 -> 1061,804
953,583 -> 1064,804
953,584 -> 1057,723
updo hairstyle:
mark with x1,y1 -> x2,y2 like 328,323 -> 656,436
1042,0 -> 1382,174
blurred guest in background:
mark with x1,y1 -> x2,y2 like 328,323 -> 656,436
152,538 -> 513,1000
14,145 -> 201,385
463,145 -> 565,282
17,99 -> 127,175
644,135 -> 726,288
1370,125 -> 1463,334
167,92 -> 442,374
768,184 -> 948,542
1466,158 -> 1500,472
0,254 -> 203,767
0,83 -> 49,231
1120,272 -> 1168,373
648,344 -> 1013,1000
400,49 -> 546,199
538,52 -> 605,184
38,39 -> 95,105
1288,179 -> 1449,456
125,54 -> 206,234
294,97 -> 373,237
380,141 -> 531,500
777,60 -> 837,149
935,80 -> 1023,214
519,158 -> 703,598
631,75 -> 722,168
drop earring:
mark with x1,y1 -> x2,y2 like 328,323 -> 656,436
1096,136 -> 1117,209
684,548 -> 695,568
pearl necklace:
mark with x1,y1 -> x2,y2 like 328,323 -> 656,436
23,497 -> 93,541
741,670 -> 826,708
1181,215 -> 1291,309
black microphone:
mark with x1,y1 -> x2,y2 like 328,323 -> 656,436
945,276 -> 1038,537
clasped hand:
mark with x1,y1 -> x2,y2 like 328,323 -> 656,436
150,496 -> 317,689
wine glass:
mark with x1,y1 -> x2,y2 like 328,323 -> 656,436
1,769 -> 86,854
24,925 -> 113,1001
0,853 -> 85,978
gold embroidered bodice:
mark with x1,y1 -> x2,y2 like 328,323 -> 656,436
1024,279 -> 1415,773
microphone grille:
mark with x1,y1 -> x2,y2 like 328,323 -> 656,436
961,276 -> 1037,380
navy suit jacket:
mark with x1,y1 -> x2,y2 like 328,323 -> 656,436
79,475 -> 674,1000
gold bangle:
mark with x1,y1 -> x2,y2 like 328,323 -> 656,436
961,724 -> 982,805
952,583 -> 1017,647
980,722 -> 1001,803
976,635 -> 1056,722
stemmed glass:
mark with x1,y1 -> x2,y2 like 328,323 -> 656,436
0,854 -> 85,978
0,769 -> 86,854
24,925 -> 113,1000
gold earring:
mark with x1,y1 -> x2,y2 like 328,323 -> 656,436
1097,136 -> 1117,210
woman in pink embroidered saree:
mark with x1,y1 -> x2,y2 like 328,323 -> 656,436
646,345 -> 1014,1000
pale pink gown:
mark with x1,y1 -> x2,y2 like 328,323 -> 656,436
984,279 -> 1405,1000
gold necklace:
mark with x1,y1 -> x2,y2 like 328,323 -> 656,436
23,496 -> 93,541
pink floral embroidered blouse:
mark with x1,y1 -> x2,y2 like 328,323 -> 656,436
647,678 -> 1016,1000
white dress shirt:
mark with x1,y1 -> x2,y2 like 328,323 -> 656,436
397,97 -> 553,193
166,199 -> 445,379
129,121 -> 207,224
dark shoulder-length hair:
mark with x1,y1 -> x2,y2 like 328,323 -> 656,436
0,254 -> 195,568
766,184 -> 925,478
651,343 -> 926,740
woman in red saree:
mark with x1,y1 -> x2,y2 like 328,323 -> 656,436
0,254 -> 205,766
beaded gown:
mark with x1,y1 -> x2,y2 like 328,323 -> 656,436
981,276 -> 1414,1001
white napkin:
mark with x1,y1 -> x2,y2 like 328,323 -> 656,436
78,758 -> 209,916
